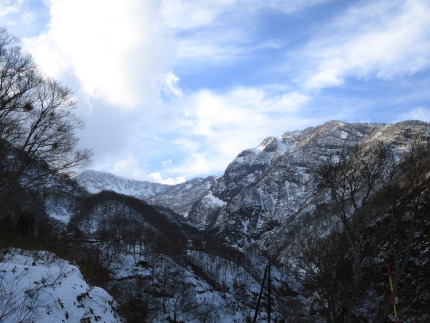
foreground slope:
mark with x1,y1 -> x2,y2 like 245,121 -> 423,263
0,248 -> 122,323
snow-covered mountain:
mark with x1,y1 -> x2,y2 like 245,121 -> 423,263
191,120 -> 430,252
76,170 -> 216,216
77,120 -> 430,249
76,170 -> 168,198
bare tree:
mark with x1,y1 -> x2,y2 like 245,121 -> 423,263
294,231 -> 351,322
0,28 -> 42,141
318,137 -> 430,322
0,28 -> 91,218
373,137 -> 430,322
319,142 -> 393,321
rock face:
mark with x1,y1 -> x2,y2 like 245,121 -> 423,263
189,120 -> 430,253
148,176 -> 217,217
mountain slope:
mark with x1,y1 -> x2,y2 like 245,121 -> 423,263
0,248 -> 122,323
68,190 -> 295,322
76,170 -> 215,216
193,120 -> 430,249
76,120 -> 430,250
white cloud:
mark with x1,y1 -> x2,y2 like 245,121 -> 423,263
166,0 -> 333,65
163,72 -> 183,97
23,0 -> 174,108
303,0 -> 430,88
398,107 -> 430,122
176,36 -> 248,64
162,87 -> 311,178
261,0 -> 334,14
17,0 -> 331,103
160,0 -> 230,30
111,155 -> 185,184
161,0 -> 332,30
147,172 -> 186,185
17,0 -> 336,107
0,0 -> 23,17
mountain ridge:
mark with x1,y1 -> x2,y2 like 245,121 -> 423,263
203,120 -> 430,248
76,120 -> 430,252
76,170 -> 216,217
77,120 -> 429,225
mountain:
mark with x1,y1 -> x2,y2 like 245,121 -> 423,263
76,170 -> 216,217
76,120 -> 430,256
193,120 -> 430,251
75,170 -> 168,198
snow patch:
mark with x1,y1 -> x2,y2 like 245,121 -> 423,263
45,204 -> 72,223
340,130 -> 348,139
205,191 -> 226,207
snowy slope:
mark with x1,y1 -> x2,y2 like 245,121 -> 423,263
190,120 -> 430,253
76,170 -> 215,216
69,191 -> 297,322
76,170 -> 167,198
0,248 -> 122,323
105,251 -> 261,322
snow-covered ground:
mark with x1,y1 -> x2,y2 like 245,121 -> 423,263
0,248 -> 122,323
45,199 -> 74,223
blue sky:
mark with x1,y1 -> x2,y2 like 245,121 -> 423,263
2,0 -> 430,183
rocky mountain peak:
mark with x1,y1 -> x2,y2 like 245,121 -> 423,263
190,120 -> 430,248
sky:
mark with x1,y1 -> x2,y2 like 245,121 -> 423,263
2,0 -> 430,184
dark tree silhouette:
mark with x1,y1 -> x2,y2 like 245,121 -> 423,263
0,27 -> 91,220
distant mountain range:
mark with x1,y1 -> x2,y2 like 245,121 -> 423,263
76,169 -> 216,217
77,120 -> 430,251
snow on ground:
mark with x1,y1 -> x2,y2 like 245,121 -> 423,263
45,201 -> 73,223
106,246 -> 256,322
108,251 -> 152,280
204,191 -> 226,207
340,130 -> 348,139
0,248 -> 122,323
